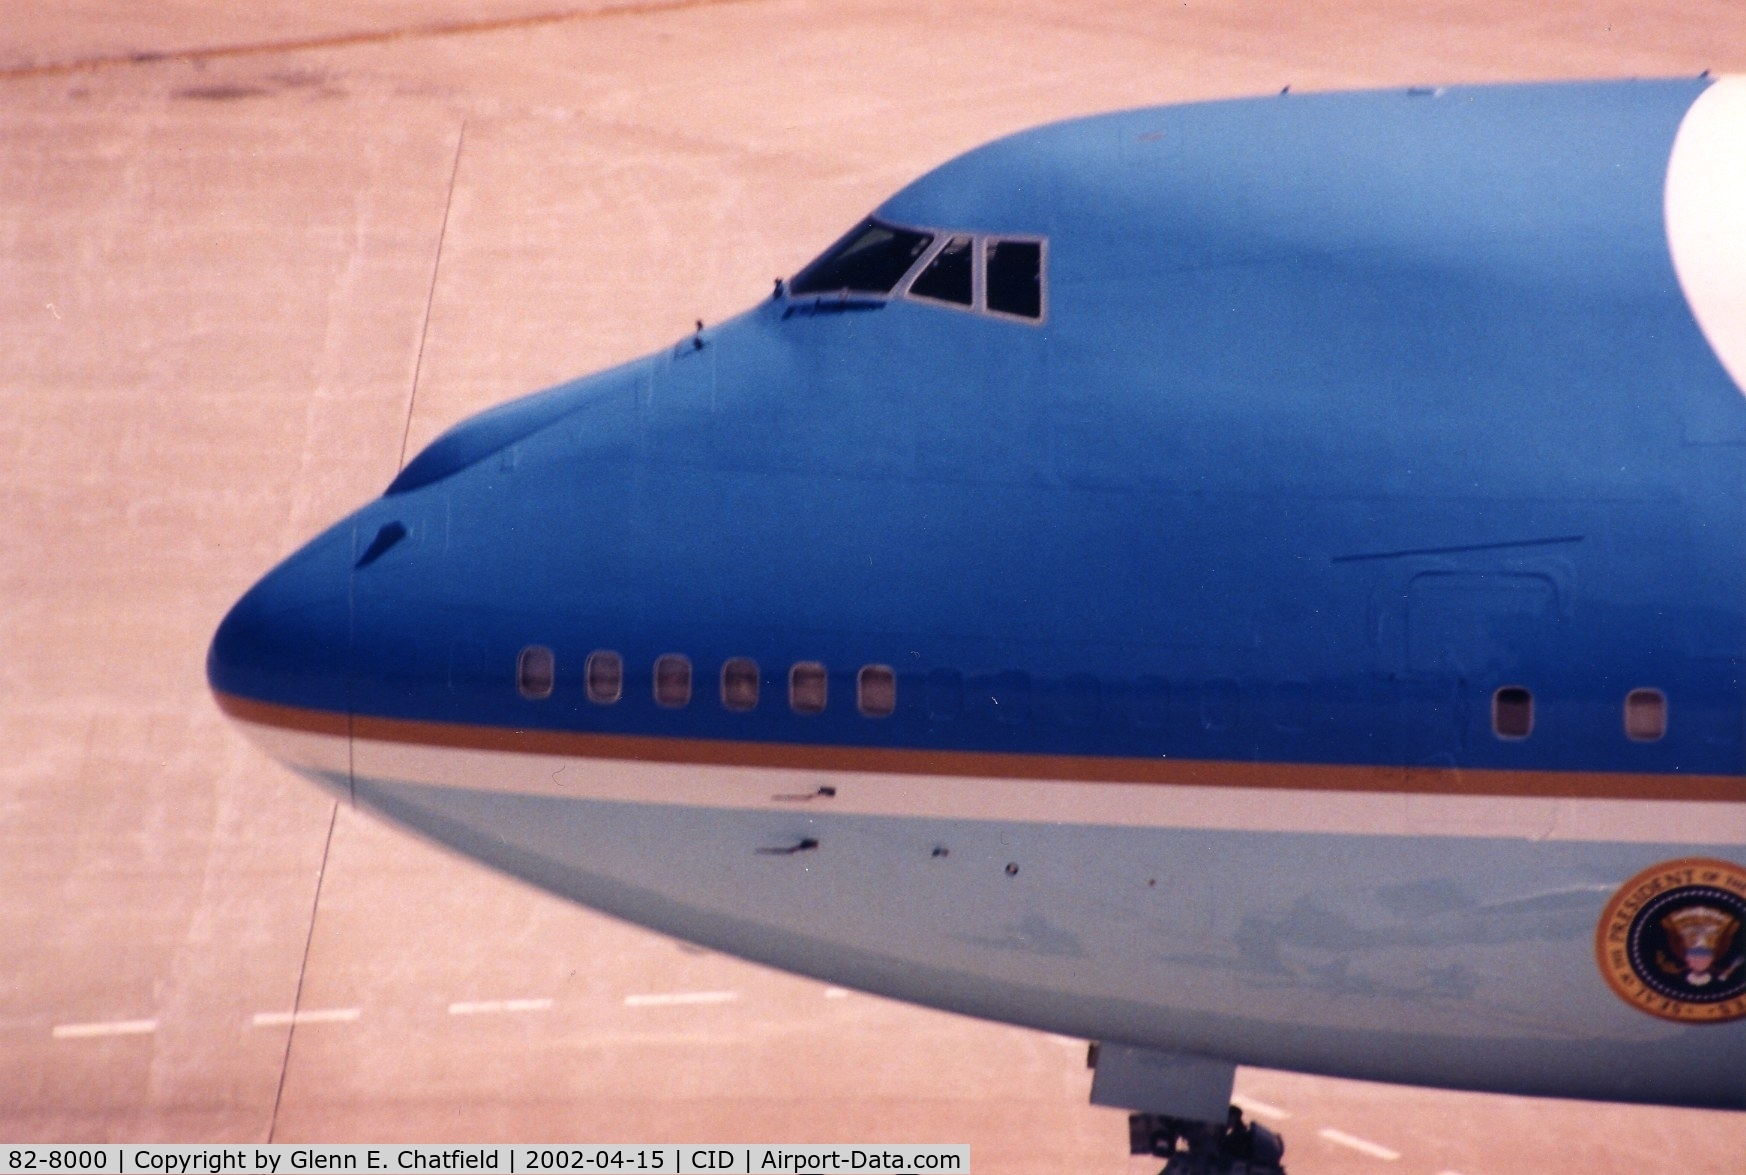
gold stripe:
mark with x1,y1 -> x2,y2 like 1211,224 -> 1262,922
212,691 -> 1746,803
214,691 -> 350,737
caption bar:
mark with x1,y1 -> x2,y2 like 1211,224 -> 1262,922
5,1148 -> 968,1175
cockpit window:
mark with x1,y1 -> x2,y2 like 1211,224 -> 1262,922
985,240 -> 1043,319
786,219 -> 1046,324
908,236 -> 973,306
790,220 -> 935,297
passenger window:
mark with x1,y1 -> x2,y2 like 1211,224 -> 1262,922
585,651 -> 622,704
1492,686 -> 1533,740
1624,688 -> 1666,742
790,220 -> 935,297
908,236 -> 973,306
721,658 -> 759,712
858,665 -> 897,718
654,654 -> 692,708
985,239 -> 1043,319
517,646 -> 555,700
789,662 -> 828,715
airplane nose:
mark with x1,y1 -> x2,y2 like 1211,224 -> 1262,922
207,518 -> 354,719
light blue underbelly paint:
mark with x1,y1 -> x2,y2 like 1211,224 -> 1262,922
351,768 -> 1746,1109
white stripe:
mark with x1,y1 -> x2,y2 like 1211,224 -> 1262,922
52,1019 -> 158,1039
1231,1095 -> 1291,1120
823,987 -> 852,1000
623,991 -> 738,1007
1318,1128 -> 1400,1161
348,738 -> 1746,845
225,717 -> 350,779
251,1008 -> 361,1027
1668,75 -> 1746,399
448,998 -> 553,1015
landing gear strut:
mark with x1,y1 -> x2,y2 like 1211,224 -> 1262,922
1128,1106 -> 1286,1175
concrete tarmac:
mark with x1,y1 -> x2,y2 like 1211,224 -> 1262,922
3,1 -> 1745,1169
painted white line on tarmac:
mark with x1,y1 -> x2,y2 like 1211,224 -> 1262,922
52,1019 -> 158,1039
1232,1095 -> 1291,1120
1318,1129 -> 1400,1161
251,1008 -> 361,1027
449,998 -> 553,1015
624,991 -> 739,1007
823,988 -> 852,1000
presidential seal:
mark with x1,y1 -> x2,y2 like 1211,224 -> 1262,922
1595,857 -> 1746,1023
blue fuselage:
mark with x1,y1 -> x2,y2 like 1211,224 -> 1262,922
210,79 -> 1746,1109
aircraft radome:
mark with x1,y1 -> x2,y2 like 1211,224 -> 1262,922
210,77 -> 1746,1174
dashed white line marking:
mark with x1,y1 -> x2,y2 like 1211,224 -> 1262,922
623,991 -> 739,1007
823,987 -> 851,1000
1318,1128 -> 1400,1161
1232,1095 -> 1291,1120
1436,1170 -> 1470,1175
251,1008 -> 361,1027
52,1019 -> 158,1039
449,998 -> 553,1015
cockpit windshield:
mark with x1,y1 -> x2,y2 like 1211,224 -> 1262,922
789,220 -> 935,296
786,218 -> 1047,323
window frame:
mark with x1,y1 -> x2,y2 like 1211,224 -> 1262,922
981,236 -> 1047,323
789,217 -> 1047,326
1491,685 -> 1534,741
653,654 -> 693,709
721,657 -> 760,712
857,664 -> 898,718
1624,688 -> 1667,742
902,234 -> 976,310
893,230 -> 1048,324
585,650 -> 623,705
788,219 -> 938,299
789,661 -> 828,716
517,645 -> 555,701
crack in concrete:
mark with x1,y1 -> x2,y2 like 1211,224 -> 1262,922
0,0 -> 767,80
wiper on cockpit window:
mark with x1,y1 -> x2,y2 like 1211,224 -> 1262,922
789,219 -> 935,297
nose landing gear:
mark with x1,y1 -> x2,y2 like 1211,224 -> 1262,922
1089,1042 -> 1286,1175
1128,1107 -> 1287,1175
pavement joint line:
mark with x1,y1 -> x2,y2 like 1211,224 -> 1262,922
269,799 -> 340,1141
0,0 -> 769,80
624,991 -> 739,1007
1231,1095 -> 1291,1120
400,117 -> 466,474
253,1007 -> 362,1027
1318,1128 -> 1401,1161
449,998 -> 554,1015
51,1018 -> 158,1039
